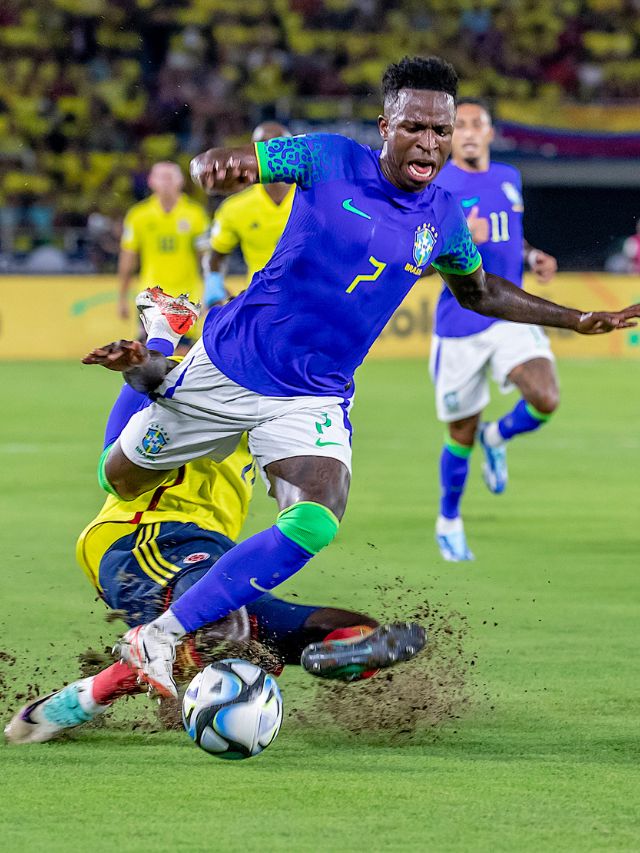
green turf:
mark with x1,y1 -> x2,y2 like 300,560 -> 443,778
1,358 -> 639,852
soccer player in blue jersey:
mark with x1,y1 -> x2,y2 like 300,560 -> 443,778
92,56 -> 638,698
431,99 -> 560,561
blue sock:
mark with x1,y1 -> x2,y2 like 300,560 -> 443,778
146,337 -> 174,357
498,399 -> 551,441
102,337 -> 175,449
439,440 -> 472,520
171,526 -> 313,633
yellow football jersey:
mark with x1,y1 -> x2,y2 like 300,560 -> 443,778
210,184 -> 295,283
121,194 -> 210,296
76,437 -> 255,591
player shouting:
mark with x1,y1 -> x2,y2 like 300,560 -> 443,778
5,293 -> 424,745
92,56 -> 637,699
431,99 -> 560,561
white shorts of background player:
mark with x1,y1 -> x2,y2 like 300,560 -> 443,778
429,321 -> 555,423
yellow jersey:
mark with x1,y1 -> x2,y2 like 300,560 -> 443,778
76,437 -> 255,591
210,184 -> 295,284
121,194 -> 210,297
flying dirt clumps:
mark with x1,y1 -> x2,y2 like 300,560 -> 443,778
308,598 -> 472,739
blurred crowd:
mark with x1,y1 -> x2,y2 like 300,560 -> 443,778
2,0 -> 640,268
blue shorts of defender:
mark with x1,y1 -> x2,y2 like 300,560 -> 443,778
98,521 -> 320,663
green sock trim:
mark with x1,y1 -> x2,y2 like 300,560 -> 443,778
525,402 -> 553,422
445,438 -> 473,459
276,501 -> 339,556
97,445 -> 121,497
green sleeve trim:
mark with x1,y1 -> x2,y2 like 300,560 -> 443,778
432,252 -> 483,277
97,445 -> 120,497
525,402 -> 553,422
255,141 -> 270,183
445,438 -> 473,459
276,501 -> 339,555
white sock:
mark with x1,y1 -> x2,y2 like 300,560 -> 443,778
482,421 -> 504,448
145,316 -> 182,348
77,677 -> 110,715
436,515 -> 463,535
152,608 -> 187,638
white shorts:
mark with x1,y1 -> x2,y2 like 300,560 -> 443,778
118,339 -> 353,475
429,322 -> 554,422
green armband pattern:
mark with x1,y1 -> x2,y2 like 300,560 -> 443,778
432,218 -> 483,276
255,137 -> 327,188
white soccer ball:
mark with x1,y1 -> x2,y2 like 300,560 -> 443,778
182,659 -> 283,759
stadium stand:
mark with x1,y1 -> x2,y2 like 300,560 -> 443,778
2,0 -> 640,268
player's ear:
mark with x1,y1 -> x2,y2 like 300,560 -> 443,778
378,114 -> 389,141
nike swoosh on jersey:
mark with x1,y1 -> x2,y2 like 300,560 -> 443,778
342,198 -> 372,220
461,197 -> 480,208
249,577 -> 271,593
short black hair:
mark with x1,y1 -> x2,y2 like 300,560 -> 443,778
457,97 -> 494,124
382,56 -> 458,105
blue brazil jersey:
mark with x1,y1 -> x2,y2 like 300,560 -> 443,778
434,161 -> 524,338
202,134 -> 481,397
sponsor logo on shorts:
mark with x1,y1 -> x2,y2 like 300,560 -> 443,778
444,391 -> 460,414
183,552 -> 210,565
314,412 -> 342,447
136,423 -> 170,457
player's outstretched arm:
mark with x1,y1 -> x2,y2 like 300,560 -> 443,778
190,144 -> 258,195
442,266 -> 640,335
82,340 -> 174,392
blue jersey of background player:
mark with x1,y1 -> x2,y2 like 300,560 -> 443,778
430,99 -> 559,562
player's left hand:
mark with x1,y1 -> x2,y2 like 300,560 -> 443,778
82,340 -> 149,370
576,304 -> 640,334
529,250 -> 557,283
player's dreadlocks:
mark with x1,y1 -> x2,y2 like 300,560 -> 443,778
382,56 -> 458,105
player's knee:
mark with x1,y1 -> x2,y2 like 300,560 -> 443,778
275,501 -> 340,555
449,415 -> 479,447
528,386 -> 560,416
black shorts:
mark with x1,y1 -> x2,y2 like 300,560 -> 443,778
99,521 -> 320,660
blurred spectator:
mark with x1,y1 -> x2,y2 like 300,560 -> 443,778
1,0 -> 640,271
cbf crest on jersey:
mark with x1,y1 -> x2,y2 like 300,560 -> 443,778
136,423 -> 170,457
405,223 -> 438,276
413,223 -> 438,267
501,182 -> 524,212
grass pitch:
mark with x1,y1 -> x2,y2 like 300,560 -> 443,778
1,358 -> 639,852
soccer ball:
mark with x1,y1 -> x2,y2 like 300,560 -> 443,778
182,659 -> 283,759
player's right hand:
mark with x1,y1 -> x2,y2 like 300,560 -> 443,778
82,340 -> 149,371
576,304 -> 640,334
190,145 -> 258,194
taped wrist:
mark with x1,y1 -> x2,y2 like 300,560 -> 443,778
275,501 -> 339,555
204,271 -> 226,306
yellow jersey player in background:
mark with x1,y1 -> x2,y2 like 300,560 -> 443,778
118,161 -> 210,320
205,122 -> 295,307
